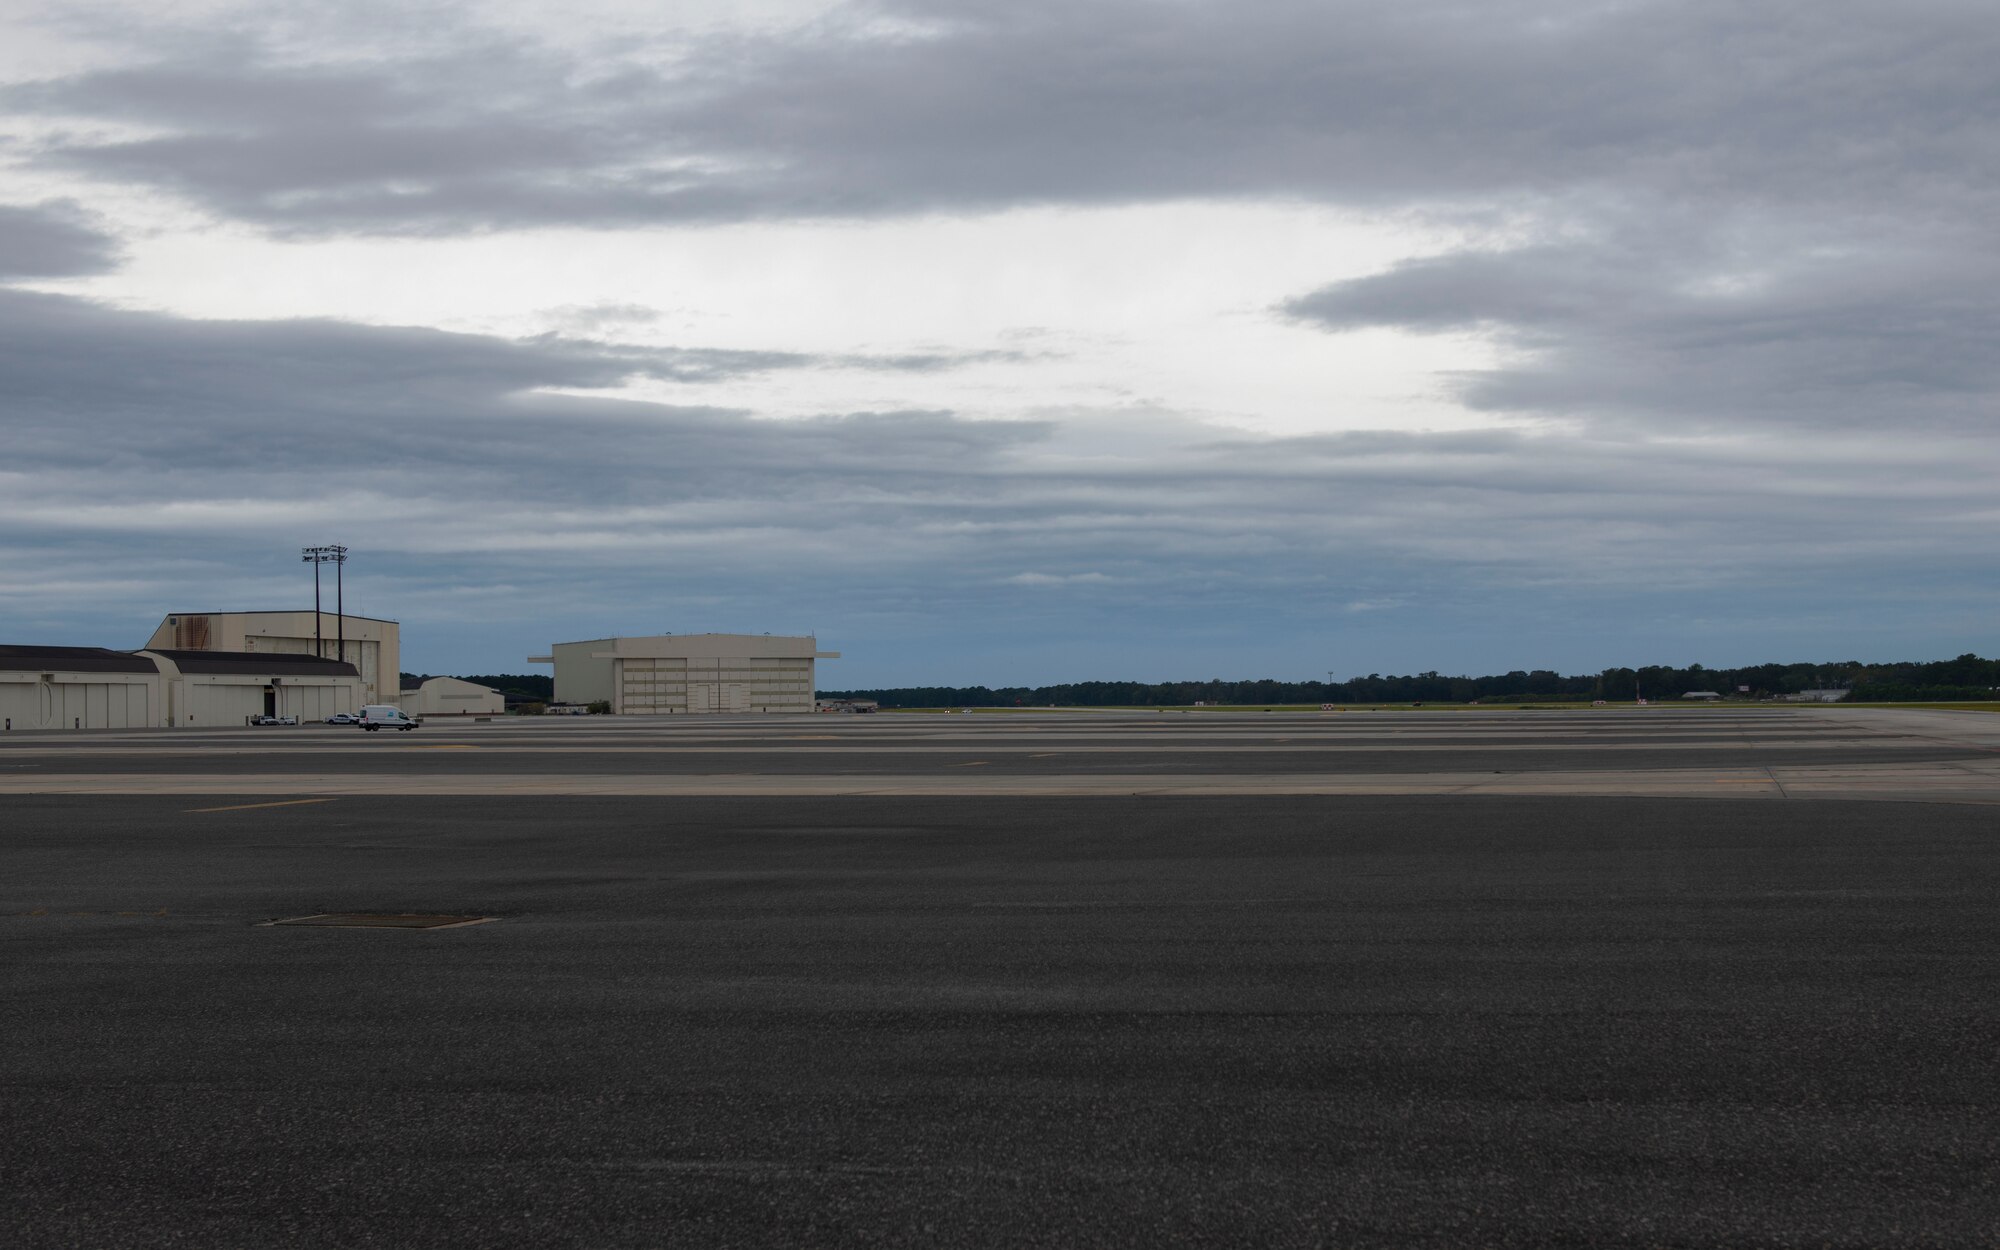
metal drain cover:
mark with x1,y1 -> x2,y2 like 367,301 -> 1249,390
266,913 -> 495,929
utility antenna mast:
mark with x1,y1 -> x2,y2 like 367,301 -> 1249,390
301,545 -> 351,661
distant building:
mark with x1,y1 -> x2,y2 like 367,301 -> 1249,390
817,698 -> 879,714
1,643 -> 361,729
399,677 -> 506,717
530,634 -> 837,714
139,650 -> 362,725
1,645 -> 163,730
143,611 -> 399,706
1681,691 -> 1722,700
1783,688 -> 1850,703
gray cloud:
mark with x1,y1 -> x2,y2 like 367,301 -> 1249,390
0,288 -> 1025,473
537,303 -> 663,334
834,348 -> 1046,372
10,1 -> 1995,230
1,288 -> 1993,656
14,0 -> 1999,446
12,2 -> 1996,443
0,291 -> 792,459
1285,215 -> 2000,434
0,287 -> 1049,494
0,200 -> 121,278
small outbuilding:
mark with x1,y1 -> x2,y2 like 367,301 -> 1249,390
399,677 -> 505,717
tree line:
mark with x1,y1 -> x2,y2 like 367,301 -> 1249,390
822,653 -> 2000,708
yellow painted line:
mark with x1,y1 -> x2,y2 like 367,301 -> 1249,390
185,798 -> 338,813
947,760 -> 992,767
1031,753 -> 1060,758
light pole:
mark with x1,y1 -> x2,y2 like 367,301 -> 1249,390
301,546 -> 350,661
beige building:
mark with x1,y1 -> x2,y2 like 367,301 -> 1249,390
1,644 -> 363,729
139,650 -> 364,725
145,611 -> 399,706
530,634 -> 837,714
400,676 -> 505,717
1,645 -> 164,731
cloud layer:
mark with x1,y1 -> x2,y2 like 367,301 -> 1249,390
1,0 -> 1996,679
14,1 -> 1998,231
0,201 -> 120,278
1,277 -> 1992,678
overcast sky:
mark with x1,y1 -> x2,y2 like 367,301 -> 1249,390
2,0 -> 1995,685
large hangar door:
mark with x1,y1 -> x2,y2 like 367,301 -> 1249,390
186,682 -> 257,727
59,684 -> 85,728
49,683 -> 111,728
619,659 -> 687,713
686,658 -> 723,713
121,684 -> 150,728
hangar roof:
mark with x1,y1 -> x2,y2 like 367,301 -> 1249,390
160,610 -> 399,624
0,645 -> 158,674
145,649 -> 360,677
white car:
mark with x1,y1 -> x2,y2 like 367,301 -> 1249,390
357,705 -> 419,732
325,713 -> 358,725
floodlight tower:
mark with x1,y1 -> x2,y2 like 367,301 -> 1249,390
301,545 -> 351,661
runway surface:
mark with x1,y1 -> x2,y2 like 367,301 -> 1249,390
6,707 -> 1999,1246
3,705 -> 2000,800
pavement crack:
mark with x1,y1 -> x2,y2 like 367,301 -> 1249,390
1764,766 -> 1792,798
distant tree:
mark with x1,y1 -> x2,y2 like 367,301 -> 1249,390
817,653 -> 1995,709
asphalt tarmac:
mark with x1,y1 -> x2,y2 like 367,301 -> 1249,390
5,709 -> 1999,1246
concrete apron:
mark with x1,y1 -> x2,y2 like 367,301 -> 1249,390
4,760 -> 2000,802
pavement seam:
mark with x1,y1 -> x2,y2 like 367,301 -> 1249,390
1763,766 -> 1792,799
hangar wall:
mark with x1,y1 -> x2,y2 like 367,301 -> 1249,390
163,673 -> 352,725
141,650 -> 363,726
400,677 -> 505,717
145,611 -> 399,706
0,672 -> 157,730
542,640 -> 618,707
534,634 -> 838,714
0,647 -> 165,730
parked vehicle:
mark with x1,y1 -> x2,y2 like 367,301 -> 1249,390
357,705 -> 419,732
251,714 -> 298,726
325,713 -> 358,725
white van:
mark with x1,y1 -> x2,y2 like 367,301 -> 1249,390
357,705 -> 420,731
